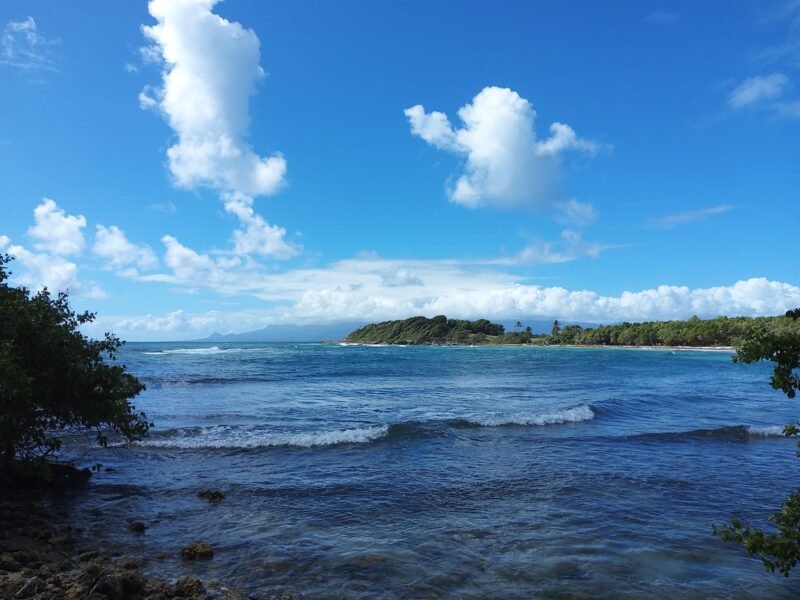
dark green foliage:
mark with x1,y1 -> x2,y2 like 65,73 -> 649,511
714,310 -> 800,575
346,315 -> 507,345
551,320 -> 560,337
551,315 -> 766,347
0,254 -> 150,465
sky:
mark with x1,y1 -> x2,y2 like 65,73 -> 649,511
1,0 -> 799,340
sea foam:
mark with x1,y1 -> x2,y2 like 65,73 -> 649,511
467,404 -> 595,427
140,424 -> 390,449
747,425 -> 790,437
142,346 -> 245,356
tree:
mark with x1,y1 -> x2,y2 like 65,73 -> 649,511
514,320 -> 523,333
714,309 -> 800,575
551,320 -> 561,338
0,255 -> 150,467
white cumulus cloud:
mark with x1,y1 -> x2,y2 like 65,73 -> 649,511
6,243 -> 79,291
224,194 -> 298,259
28,198 -> 86,256
141,0 -> 297,260
405,86 -> 602,211
142,0 -> 286,197
93,225 -> 159,274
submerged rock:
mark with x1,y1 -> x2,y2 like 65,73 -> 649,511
128,520 -> 146,533
198,489 -> 225,502
180,542 -> 214,560
175,575 -> 205,596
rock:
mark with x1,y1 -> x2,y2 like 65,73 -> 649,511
128,520 -> 146,533
48,533 -> 72,545
198,489 -> 225,502
0,553 -> 20,571
180,542 -> 214,560
79,550 -> 100,562
154,551 -> 167,560
119,571 -> 146,595
116,555 -> 144,570
12,550 -> 42,568
90,574 -> 124,600
174,575 -> 205,597
14,575 -> 43,598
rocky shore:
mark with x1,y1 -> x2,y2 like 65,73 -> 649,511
0,482 -> 256,600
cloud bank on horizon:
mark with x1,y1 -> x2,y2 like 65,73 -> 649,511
1,0 -> 798,340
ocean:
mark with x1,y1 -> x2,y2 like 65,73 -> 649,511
60,342 -> 799,598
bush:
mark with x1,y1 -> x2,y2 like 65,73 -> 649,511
0,254 -> 150,466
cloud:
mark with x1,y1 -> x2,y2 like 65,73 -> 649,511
644,11 -> 680,25
644,204 -> 732,229
5,243 -> 79,291
1,17 -> 58,72
3,200 -> 85,292
93,225 -> 159,274
728,73 -> 789,109
141,0 -> 296,259
775,100 -> 800,117
142,0 -> 286,197
95,273 -> 800,339
28,198 -> 86,256
489,229 -> 618,266
405,86 -> 603,210
223,194 -> 299,259
381,269 -> 424,287
555,198 -> 597,227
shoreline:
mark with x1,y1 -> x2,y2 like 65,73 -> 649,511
333,341 -> 736,352
0,487 -> 250,600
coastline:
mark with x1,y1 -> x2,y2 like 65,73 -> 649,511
332,341 -> 736,352
0,488 -> 250,600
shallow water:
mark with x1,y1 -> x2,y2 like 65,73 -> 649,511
61,343 -> 799,598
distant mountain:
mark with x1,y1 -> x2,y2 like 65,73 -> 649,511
192,322 -> 366,343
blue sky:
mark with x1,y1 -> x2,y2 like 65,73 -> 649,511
1,0 -> 799,340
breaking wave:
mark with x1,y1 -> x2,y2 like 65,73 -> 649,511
464,405 -> 595,427
142,346 -> 244,356
630,424 -> 791,443
136,406 -> 595,450
139,424 -> 390,449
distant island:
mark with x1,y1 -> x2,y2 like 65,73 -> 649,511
344,314 -> 781,347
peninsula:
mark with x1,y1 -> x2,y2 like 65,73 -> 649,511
344,314 -> 781,347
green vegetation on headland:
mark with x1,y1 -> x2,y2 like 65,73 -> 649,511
345,314 -> 792,348
346,315 -> 531,345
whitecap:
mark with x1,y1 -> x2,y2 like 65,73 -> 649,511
468,404 -> 595,427
747,425 -> 791,437
142,346 -> 243,356
138,424 -> 389,449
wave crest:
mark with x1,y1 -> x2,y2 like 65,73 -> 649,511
139,424 -> 389,449
142,346 -> 243,356
466,405 -> 595,427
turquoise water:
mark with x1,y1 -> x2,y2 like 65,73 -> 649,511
63,343 -> 799,598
